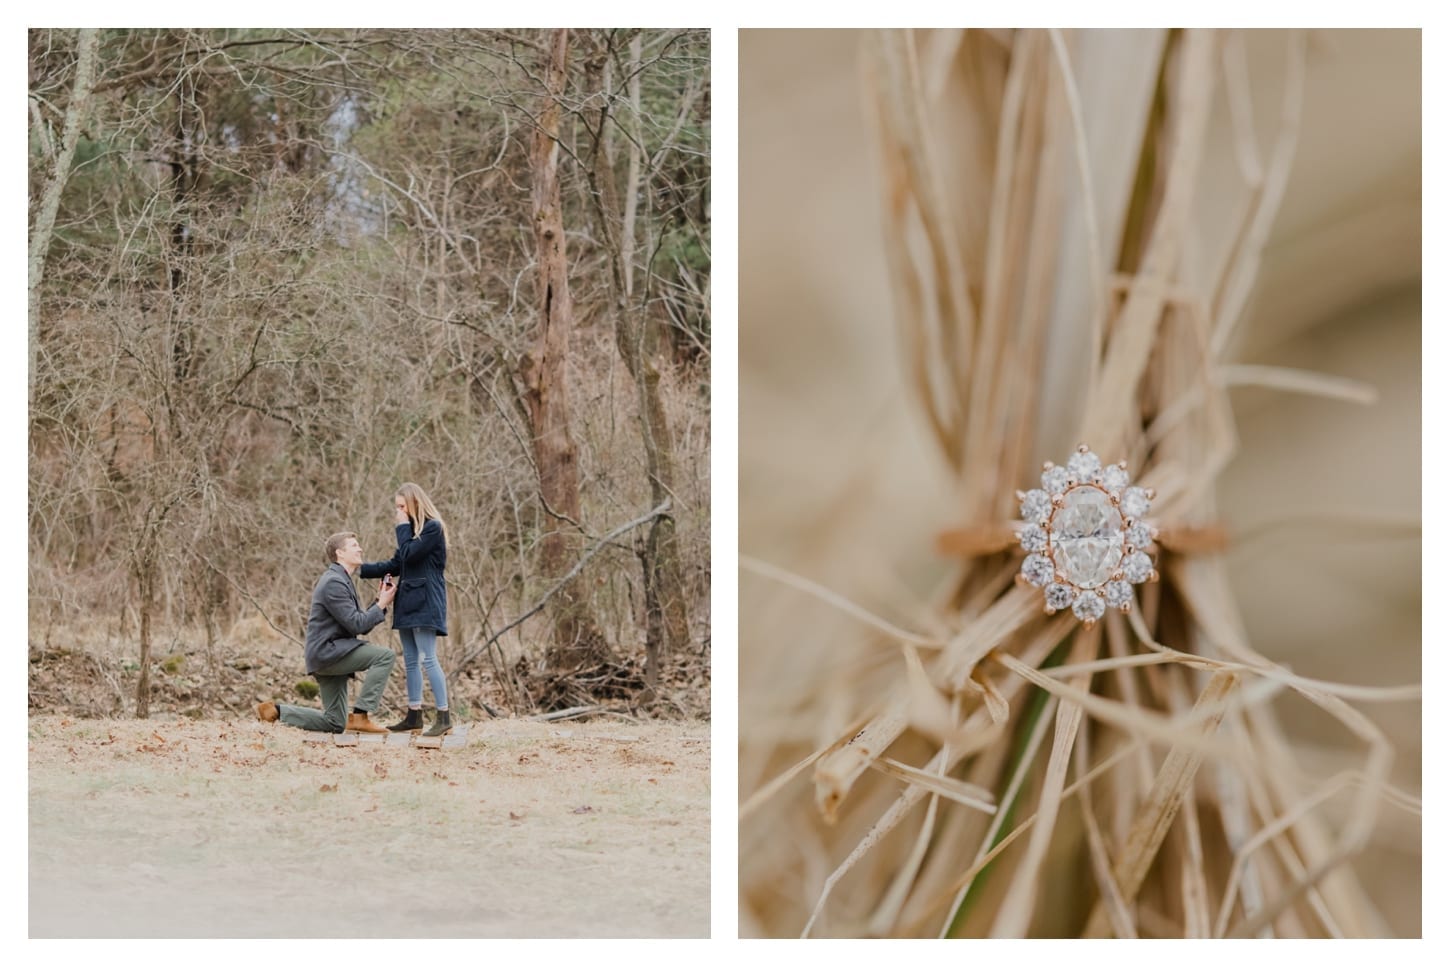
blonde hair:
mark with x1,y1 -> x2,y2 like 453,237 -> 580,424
397,482 -> 446,540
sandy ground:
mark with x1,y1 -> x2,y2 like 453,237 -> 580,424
29,714 -> 709,938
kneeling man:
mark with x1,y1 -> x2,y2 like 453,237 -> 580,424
258,532 -> 397,733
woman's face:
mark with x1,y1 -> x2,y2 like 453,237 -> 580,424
396,496 -> 409,519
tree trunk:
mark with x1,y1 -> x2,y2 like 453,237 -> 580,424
582,36 -> 693,687
28,28 -> 99,407
524,29 -> 605,663
135,561 -> 153,719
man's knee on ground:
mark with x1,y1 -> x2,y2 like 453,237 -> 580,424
323,710 -> 347,733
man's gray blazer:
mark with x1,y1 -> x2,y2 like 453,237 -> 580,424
304,563 -> 387,674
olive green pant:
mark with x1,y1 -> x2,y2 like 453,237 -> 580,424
276,643 -> 395,733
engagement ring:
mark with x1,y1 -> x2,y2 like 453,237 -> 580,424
1016,444 -> 1158,626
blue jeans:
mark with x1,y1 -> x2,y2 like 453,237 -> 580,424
399,626 -> 448,709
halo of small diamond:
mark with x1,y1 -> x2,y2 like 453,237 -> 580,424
1122,487 -> 1151,519
1022,553 -> 1055,587
1072,592 -> 1106,622
1121,551 -> 1154,584
1020,489 -> 1052,523
1045,583 -> 1074,611
1041,465 -> 1070,495
1104,580 -> 1134,610
1067,450 -> 1101,481
1019,445 -> 1157,623
1019,524 -> 1048,553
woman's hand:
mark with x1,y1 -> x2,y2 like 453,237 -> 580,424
394,503 -> 410,525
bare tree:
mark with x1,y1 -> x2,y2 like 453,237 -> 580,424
28,28 -> 98,406
579,30 -> 699,689
524,28 -> 607,663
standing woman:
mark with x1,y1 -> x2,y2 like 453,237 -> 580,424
360,482 -> 453,736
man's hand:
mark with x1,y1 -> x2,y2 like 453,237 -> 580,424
378,576 -> 398,608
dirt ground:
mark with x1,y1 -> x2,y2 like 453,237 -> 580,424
28,714 -> 709,938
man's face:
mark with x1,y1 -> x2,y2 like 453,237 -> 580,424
335,537 -> 364,569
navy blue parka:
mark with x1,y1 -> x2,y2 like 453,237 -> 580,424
360,518 -> 448,635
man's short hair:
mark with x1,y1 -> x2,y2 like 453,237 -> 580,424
324,532 -> 357,564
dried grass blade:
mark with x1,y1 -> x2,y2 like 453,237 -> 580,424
902,644 -> 961,742
1074,723 -> 1137,938
1219,363 -> 1378,405
871,757 -> 998,814
1211,30 -> 1308,358
1048,29 -> 1107,345
935,585 -> 1051,690
922,735 -> 1143,936
740,554 -> 942,648
1212,755 -> 1273,937
1125,622 -> 1421,705
1082,670 -> 1238,937
1173,556 -> 1396,881
990,629 -> 1098,936
1214,768 -> 1358,937
1221,30 -> 1264,183
800,776 -> 919,938
969,30 -> 1041,483
878,30 -> 978,437
1078,30 -> 1216,442
941,689 -> 1059,937
1179,754 -> 1212,937
814,698 -> 911,823
804,674 -> 1031,939
867,36 -> 960,464
739,718 -> 866,823
973,665 -> 1010,724
922,28 -> 965,97
993,651 -> 1271,765
867,771 -> 945,937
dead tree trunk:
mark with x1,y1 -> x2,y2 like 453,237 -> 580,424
582,35 -> 693,690
524,28 -> 605,665
135,558 -> 154,719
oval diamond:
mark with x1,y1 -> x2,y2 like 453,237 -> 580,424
1049,485 -> 1124,589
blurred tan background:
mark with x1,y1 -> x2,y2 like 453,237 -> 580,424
740,29 -> 1419,936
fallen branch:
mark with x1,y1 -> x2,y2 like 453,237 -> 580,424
455,498 -> 672,674
529,704 -> 608,722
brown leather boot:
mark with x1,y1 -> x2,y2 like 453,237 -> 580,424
345,711 -> 386,734
257,701 -> 279,723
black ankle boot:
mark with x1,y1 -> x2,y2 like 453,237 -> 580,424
422,708 -> 453,737
387,708 -> 424,733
